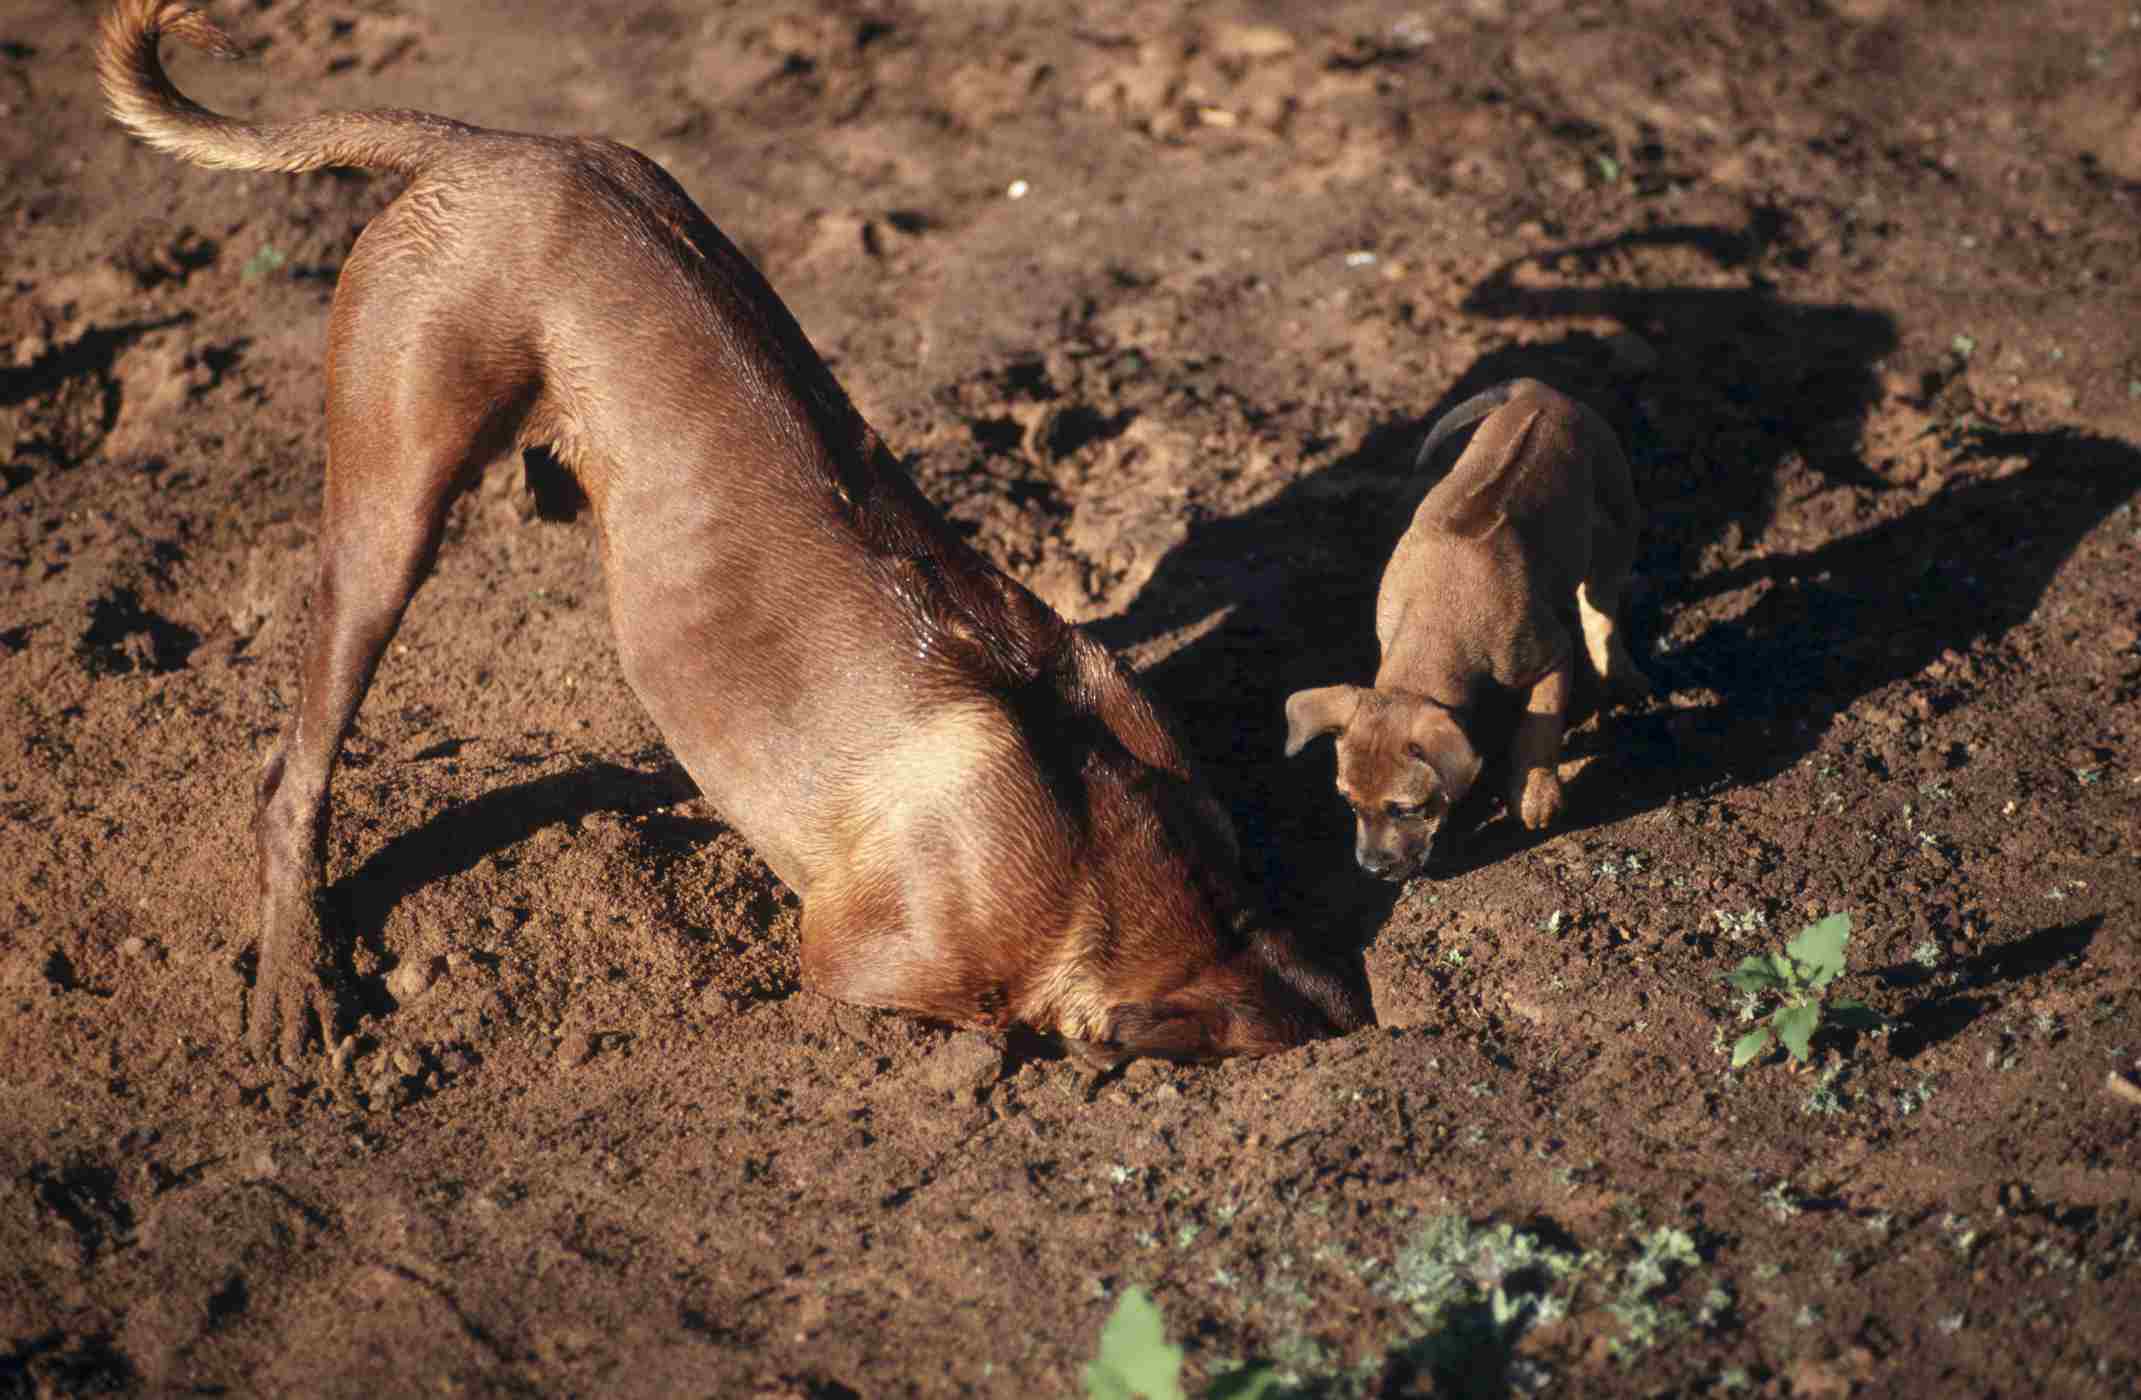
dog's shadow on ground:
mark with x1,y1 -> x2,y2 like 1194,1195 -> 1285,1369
1096,217 -> 2141,917
330,754 -> 699,983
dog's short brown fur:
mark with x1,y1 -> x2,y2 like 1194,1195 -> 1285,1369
1284,378 -> 1650,878
99,0 -> 1366,1066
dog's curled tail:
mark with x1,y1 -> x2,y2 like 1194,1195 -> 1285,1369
98,0 -> 470,176
1412,381 -> 1523,477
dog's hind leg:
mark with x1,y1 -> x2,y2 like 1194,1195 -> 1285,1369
248,334 -> 525,1065
1576,577 -> 1649,704
1577,450 -> 1652,704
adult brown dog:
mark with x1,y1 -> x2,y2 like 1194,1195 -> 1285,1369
1284,378 -> 1650,879
98,0 -> 1366,1067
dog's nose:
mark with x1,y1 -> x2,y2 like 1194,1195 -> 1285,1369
1356,846 -> 1396,876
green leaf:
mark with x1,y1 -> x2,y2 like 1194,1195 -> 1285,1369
1773,1003 -> 1820,1063
1087,1287 -> 1187,1400
240,246 -> 287,283
1208,1365 -> 1284,1400
1827,1000 -> 1884,1031
1731,1027 -> 1774,1068
1786,914 -> 1852,984
1768,951 -> 1799,986
1725,958 -> 1784,994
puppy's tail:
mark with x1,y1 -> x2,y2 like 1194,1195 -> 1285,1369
98,0 -> 470,176
1412,380 -> 1522,477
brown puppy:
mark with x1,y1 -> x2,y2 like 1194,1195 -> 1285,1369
98,1 -> 1366,1067
1284,378 -> 1650,878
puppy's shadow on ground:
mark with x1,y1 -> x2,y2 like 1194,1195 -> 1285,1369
1092,219 -> 1893,914
1455,226 -> 2141,813
1096,219 -> 2141,900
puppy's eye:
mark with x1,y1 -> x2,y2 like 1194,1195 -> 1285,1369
1386,801 -> 1428,820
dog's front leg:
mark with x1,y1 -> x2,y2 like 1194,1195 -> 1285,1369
1509,660 -> 1572,830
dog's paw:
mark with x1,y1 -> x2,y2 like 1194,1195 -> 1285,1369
246,905 -> 346,1067
1515,767 -> 1564,830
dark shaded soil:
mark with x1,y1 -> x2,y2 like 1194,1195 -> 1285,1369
5,1 -> 2140,1395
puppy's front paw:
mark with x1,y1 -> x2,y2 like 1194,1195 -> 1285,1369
1515,767 -> 1564,830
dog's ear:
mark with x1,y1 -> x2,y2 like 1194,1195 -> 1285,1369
1282,685 -> 1363,757
1403,702 -> 1484,799
1099,1001 -> 1218,1061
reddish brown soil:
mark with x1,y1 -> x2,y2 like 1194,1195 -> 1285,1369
6,1 -> 2141,1395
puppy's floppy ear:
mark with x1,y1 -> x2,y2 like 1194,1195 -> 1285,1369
1403,700 -> 1483,797
1283,685 -> 1363,757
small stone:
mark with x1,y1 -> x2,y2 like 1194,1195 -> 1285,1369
391,1047 -> 421,1078
559,1031 -> 596,1068
330,1035 -> 356,1078
119,935 -> 148,958
386,957 -> 437,1004
367,1072 -> 397,1102
1210,22 -> 1296,60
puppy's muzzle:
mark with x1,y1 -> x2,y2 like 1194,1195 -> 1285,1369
1356,830 -> 1446,881
1355,842 -> 1422,881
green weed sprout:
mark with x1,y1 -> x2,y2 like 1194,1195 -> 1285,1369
1086,1287 -> 1279,1400
1724,913 -> 1882,1068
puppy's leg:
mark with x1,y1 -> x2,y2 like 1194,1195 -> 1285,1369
1509,659 -> 1572,830
1576,579 -> 1649,703
249,366 -> 513,1064
1580,456 -> 1652,704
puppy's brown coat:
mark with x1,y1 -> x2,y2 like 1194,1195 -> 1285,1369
1285,379 -> 1649,878
98,0 -> 1365,1066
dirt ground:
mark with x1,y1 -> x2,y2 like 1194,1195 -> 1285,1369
5,0 -> 2141,1394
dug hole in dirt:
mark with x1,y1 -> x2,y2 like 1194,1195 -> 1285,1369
4,1 -> 2140,1395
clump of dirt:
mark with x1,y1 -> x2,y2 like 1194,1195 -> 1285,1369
4,1 -> 2139,1395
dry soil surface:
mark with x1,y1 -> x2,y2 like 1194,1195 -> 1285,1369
6,1 -> 2141,1395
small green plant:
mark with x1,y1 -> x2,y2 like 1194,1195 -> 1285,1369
1800,1060 -> 1849,1116
1086,1287 -> 1279,1400
1723,914 -> 1882,1068
1606,1226 -> 1703,1363
1374,1215 -> 1582,1395
241,245 -> 287,283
